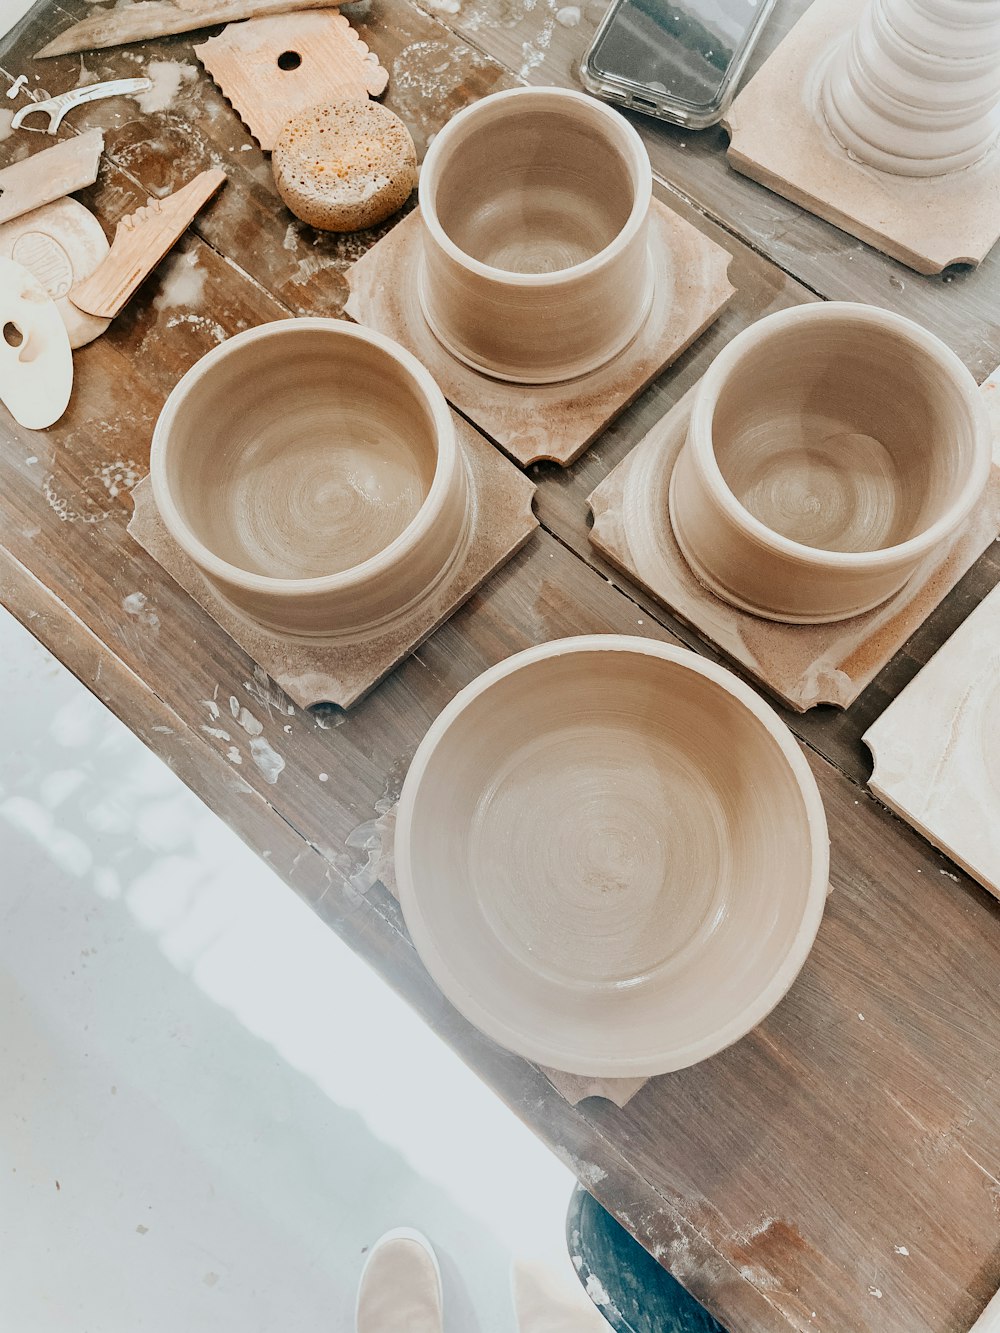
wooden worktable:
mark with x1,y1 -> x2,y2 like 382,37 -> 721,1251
2,2 -> 998,1329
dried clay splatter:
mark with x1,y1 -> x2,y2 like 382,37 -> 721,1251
132,60 -> 199,114
153,250 -> 206,311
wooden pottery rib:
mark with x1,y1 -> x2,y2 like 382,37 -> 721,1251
0,255 -> 73,430
724,0 -> 1000,274
587,368 -> 1000,712
0,129 -> 104,226
0,198 -> 111,348
34,0 -> 342,59
194,12 -> 388,150
128,411 -> 538,710
345,202 -> 735,468
69,169 -> 226,319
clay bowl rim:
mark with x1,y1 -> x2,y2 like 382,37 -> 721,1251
418,85 -> 652,289
688,302 -> 992,570
394,634 -> 830,1078
150,318 -> 461,597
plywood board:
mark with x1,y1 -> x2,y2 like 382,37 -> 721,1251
345,200 -> 735,468
194,11 -> 388,149
724,0 -> 1000,275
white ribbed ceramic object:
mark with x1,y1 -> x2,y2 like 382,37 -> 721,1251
821,0 -> 1000,176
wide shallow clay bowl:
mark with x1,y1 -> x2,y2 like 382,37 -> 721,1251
150,319 -> 469,638
395,636 -> 829,1077
418,86 -> 653,385
669,303 -> 992,623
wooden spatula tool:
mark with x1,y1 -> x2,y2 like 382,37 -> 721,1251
69,169 -> 226,319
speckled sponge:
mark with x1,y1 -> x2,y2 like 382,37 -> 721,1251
272,100 -> 417,233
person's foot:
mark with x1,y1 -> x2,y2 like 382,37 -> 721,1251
355,1228 -> 444,1333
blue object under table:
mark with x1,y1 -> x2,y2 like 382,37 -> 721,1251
567,1186 -> 729,1332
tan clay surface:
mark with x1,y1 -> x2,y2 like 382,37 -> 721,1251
588,368 -> 1000,711
395,637 -> 829,1077
418,87 -> 652,384
0,256 -> 73,430
0,197 -> 110,349
130,408 -> 537,709
150,319 -> 471,639
724,0 -> 1000,273
669,304 -> 991,623
345,202 -> 734,467
194,11 -> 388,151
272,101 -> 416,233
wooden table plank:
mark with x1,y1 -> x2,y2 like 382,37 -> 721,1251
2,4 -> 1000,1330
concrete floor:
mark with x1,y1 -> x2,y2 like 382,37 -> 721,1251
0,604 -> 613,1331
0,8 -> 613,1321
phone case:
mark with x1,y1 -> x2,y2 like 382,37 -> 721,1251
580,0 -> 777,130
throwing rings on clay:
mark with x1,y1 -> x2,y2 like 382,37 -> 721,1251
272,101 -> 417,233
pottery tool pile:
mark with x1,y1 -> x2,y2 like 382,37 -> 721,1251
0,87 -> 225,429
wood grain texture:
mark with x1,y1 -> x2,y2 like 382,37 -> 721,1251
34,0 -> 343,59
193,11 -> 388,149
2,4 -> 1000,1331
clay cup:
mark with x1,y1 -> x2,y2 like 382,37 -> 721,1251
150,319 -> 469,638
417,86 -> 654,384
669,303 -> 992,623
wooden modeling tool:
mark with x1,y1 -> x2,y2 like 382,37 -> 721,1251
70,169 -> 226,319
194,11 -> 388,150
0,129 -> 104,225
11,78 -> 151,134
34,0 -> 342,60
0,256 -> 73,430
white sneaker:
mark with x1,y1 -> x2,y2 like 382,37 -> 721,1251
355,1228 -> 444,1333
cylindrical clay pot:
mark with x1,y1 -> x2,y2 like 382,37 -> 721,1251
821,0 -> 1000,177
669,303 -> 992,624
150,319 -> 470,638
418,86 -> 653,384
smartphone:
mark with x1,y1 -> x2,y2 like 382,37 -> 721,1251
581,0 -> 777,130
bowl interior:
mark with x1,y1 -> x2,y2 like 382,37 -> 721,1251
710,317 -> 980,554
402,648 -> 818,1071
430,102 -> 636,275
161,326 -> 440,580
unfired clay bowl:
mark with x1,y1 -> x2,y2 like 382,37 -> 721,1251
150,319 -> 469,638
418,87 -> 653,385
395,636 -> 829,1077
669,303 -> 992,623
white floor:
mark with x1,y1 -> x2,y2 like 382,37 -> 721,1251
0,605 -> 608,1331
0,8 -> 611,1324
